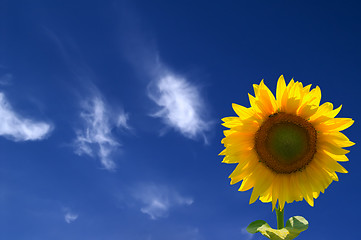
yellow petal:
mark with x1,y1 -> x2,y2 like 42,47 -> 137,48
297,104 -> 318,119
318,132 -> 355,148
221,150 -> 253,164
238,175 -> 255,191
249,166 -> 275,204
309,86 -> 322,107
323,150 -> 349,162
320,141 -> 350,155
308,103 -> 342,125
221,131 -> 254,146
317,118 -> 354,132
304,164 -> 326,193
271,176 -> 281,210
278,175 -> 286,210
259,189 -> 272,203
309,102 -> 334,123
276,75 -> 286,108
313,159 -> 339,182
298,171 -> 314,207
259,80 -> 277,113
315,151 -> 348,174
232,103 -> 254,119
248,93 -> 274,117
229,156 -> 258,184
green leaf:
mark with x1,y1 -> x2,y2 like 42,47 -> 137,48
246,216 -> 308,240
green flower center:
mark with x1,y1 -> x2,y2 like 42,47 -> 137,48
254,112 -> 317,174
267,123 -> 308,164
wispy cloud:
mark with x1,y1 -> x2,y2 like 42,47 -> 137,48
241,227 -> 254,240
117,6 -> 212,141
0,92 -> 52,141
74,94 -> 129,171
64,208 -> 78,224
0,73 -> 13,85
148,70 -> 211,141
132,183 -> 193,220
116,110 -> 131,130
44,30 -> 131,171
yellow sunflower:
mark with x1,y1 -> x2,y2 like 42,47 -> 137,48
220,75 -> 354,211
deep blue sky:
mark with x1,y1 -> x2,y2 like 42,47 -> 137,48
0,1 -> 360,240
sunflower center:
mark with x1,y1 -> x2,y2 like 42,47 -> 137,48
267,123 -> 308,164
255,112 -> 317,174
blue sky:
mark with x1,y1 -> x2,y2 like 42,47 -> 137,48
0,1 -> 360,239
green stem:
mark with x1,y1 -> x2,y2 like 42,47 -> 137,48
276,206 -> 284,229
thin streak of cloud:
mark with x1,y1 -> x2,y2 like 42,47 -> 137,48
0,92 -> 52,141
132,183 -> 193,220
74,94 -> 129,171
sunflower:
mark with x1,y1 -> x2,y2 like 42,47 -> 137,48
220,75 -> 354,210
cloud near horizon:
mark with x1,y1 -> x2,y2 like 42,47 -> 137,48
0,92 -> 52,141
74,95 -> 129,171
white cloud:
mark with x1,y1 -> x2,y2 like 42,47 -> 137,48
116,10 -> 212,141
0,92 -> 52,141
116,110 -> 131,130
64,212 -> 78,224
62,207 -> 79,224
148,72 -> 211,141
74,95 -> 129,171
132,183 -> 193,220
